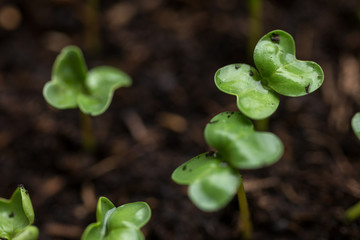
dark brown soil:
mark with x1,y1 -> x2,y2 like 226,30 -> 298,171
1,0 -> 360,239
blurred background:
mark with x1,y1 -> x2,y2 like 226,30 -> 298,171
0,0 -> 360,239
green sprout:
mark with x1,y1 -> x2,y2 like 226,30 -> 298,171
82,197 -> 151,240
215,30 -> 324,120
172,30 -> 324,239
344,112 -> 360,223
0,186 -> 39,240
43,46 -> 132,151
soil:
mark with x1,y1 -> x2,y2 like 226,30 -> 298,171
1,0 -> 360,239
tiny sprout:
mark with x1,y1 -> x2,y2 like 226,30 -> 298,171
344,112 -> 360,223
82,197 -> 151,240
0,186 -> 39,240
43,46 -> 132,116
215,30 -> 324,120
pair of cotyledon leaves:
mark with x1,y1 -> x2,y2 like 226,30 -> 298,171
215,30 -> 324,120
0,186 -> 38,240
172,111 -> 283,212
43,46 -> 132,116
82,198 -> 151,240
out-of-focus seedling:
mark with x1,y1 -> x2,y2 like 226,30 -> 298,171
43,46 -> 132,151
82,197 -> 151,240
215,30 -> 324,120
344,112 -> 360,223
172,111 -> 283,239
0,186 -> 39,240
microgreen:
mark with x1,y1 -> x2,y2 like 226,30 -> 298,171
344,112 -> 360,223
215,30 -> 324,120
0,186 -> 38,240
43,46 -> 132,116
172,30 -> 324,239
82,197 -> 151,240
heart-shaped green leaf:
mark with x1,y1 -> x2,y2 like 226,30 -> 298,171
352,112 -> 360,140
172,152 -> 241,212
82,198 -> 151,240
43,46 -> 132,116
215,64 -> 279,120
204,111 -> 283,169
254,30 -> 324,97
0,186 -> 38,240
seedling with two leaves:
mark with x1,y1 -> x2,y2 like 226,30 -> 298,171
0,186 -> 151,240
344,112 -> 360,223
172,30 -> 324,239
43,46 -> 132,151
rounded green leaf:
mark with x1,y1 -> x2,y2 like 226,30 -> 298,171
78,66 -> 132,116
254,30 -> 324,96
105,228 -> 144,240
352,112 -> 360,140
171,152 -> 223,185
0,186 -> 36,239
82,199 -> 151,240
188,167 -> 241,212
13,226 -> 39,240
204,111 -> 283,169
108,202 -> 151,229
43,82 -> 78,109
215,64 -> 279,119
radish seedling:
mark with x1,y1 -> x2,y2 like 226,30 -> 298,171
172,30 -> 324,239
43,46 -> 132,151
344,112 -> 360,222
82,197 -> 151,240
0,186 -> 38,240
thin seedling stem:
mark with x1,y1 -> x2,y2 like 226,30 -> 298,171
81,112 -> 96,153
237,178 -> 252,240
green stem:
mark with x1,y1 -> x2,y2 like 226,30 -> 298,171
254,118 -> 268,131
345,201 -> 360,223
84,0 -> 101,54
237,178 -> 252,240
81,112 -> 96,153
247,0 -> 263,61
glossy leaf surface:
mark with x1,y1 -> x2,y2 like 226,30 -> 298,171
82,198 -> 151,240
254,30 -> 324,97
215,64 -> 279,120
43,46 -> 132,116
0,186 -> 38,240
172,152 -> 241,212
204,111 -> 283,169
352,112 -> 360,140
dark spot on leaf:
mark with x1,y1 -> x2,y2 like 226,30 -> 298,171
9,212 -> 14,218
206,151 -> 216,157
317,75 -> 321,79
235,64 -> 240,69
0,238 -> 8,240
182,165 -> 187,171
209,120 -> 219,124
18,184 -> 24,189
231,112 -> 234,114
270,33 -> 280,43
249,71 -> 254,76
305,84 -> 310,93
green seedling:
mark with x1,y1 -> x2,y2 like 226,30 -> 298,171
0,186 -> 38,240
172,111 -> 284,239
82,197 -> 151,240
173,30 -> 324,239
215,30 -> 324,120
43,46 -> 132,151
344,112 -> 360,222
